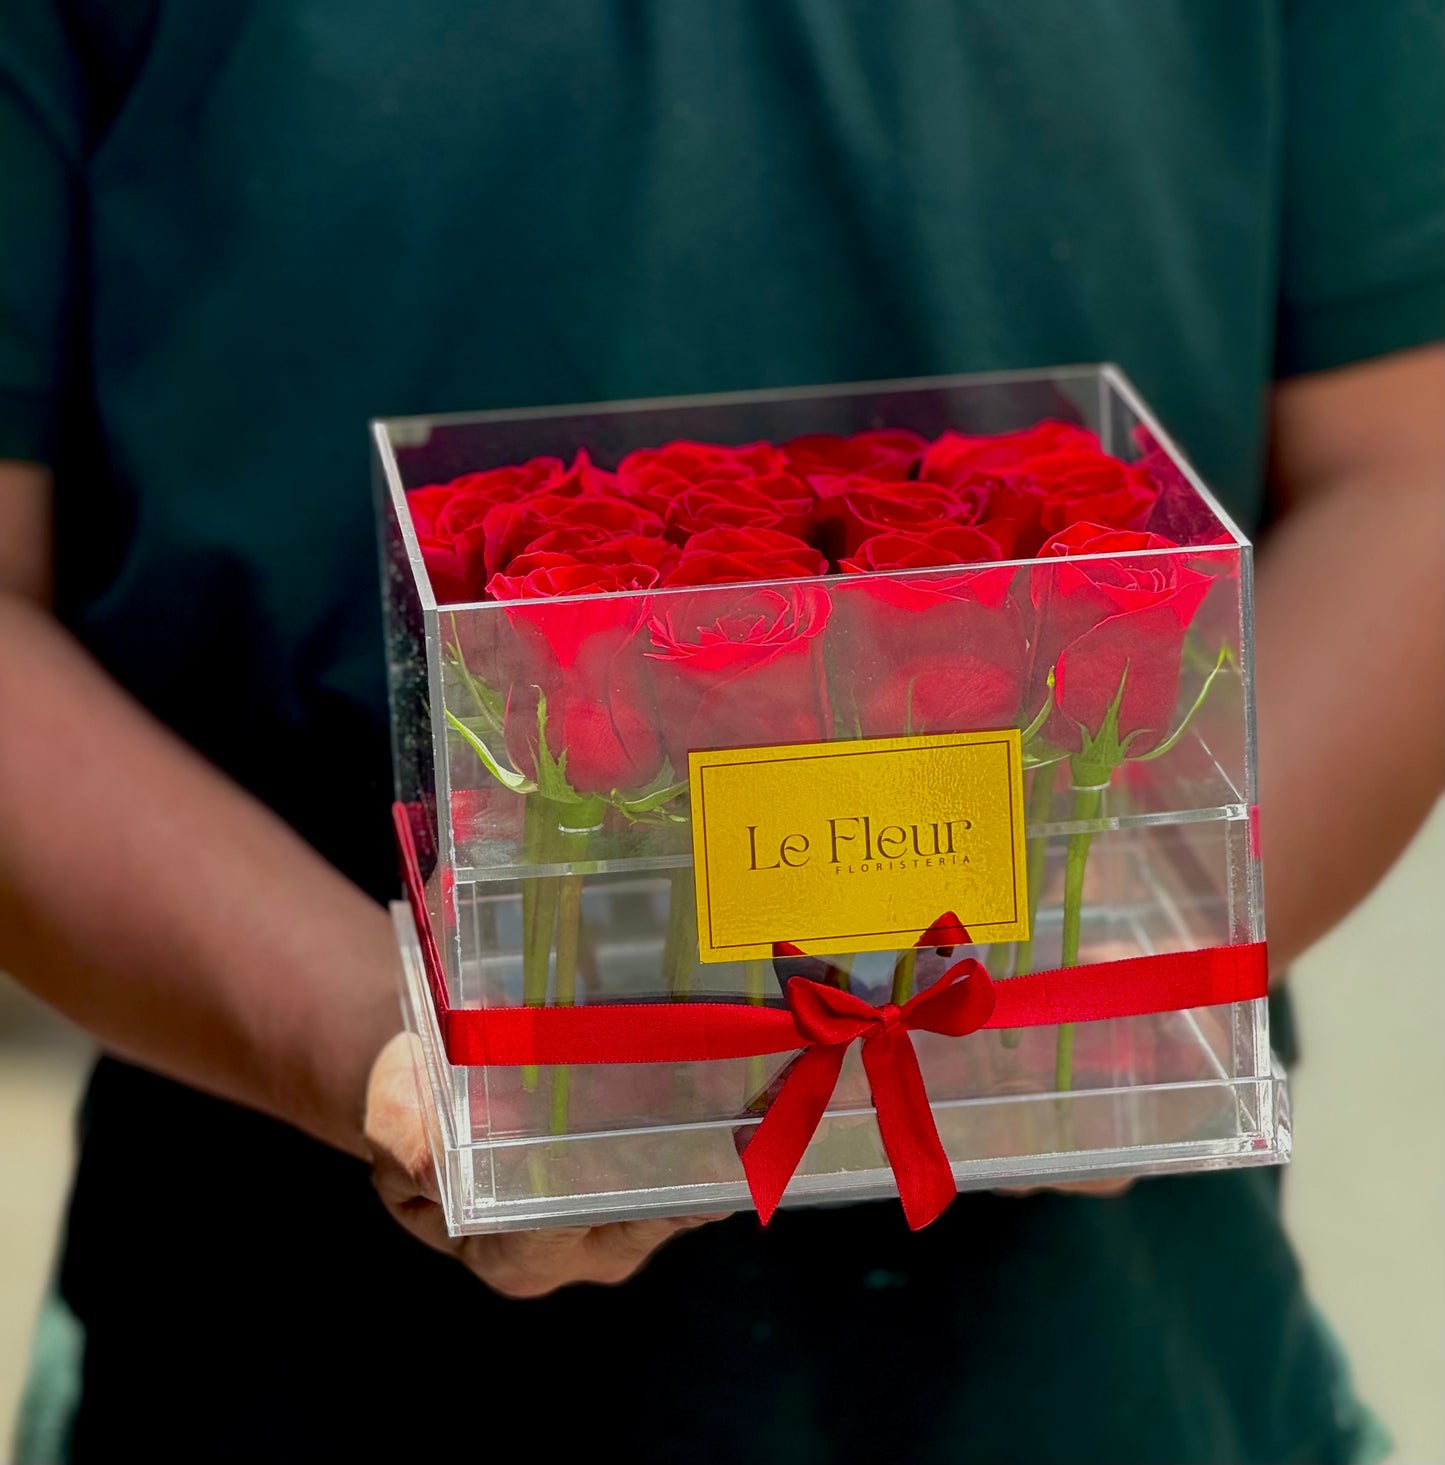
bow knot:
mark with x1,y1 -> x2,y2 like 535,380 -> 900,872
742,959 -> 997,1230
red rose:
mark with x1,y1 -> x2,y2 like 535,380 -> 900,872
406,484 -> 468,539
615,440 -> 788,516
548,447 -> 619,497
1030,522 -> 1212,759
483,492 -> 665,577
1027,453 -> 1159,539
490,559 -> 664,795
663,473 -> 814,542
407,457 -> 567,532
805,476 -> 964,559
662,527 -> 828,587
647,585 -> 832,761
619,439 -> 786,487
782,429 -> 925,482
839,524 -> 1005,575
834,541 -> 1025,737
919,421 -> 1100,483
921,425 -> 1158,553
511,530 -> 681,582
486,554 -> 662,603
414,533 -> 485,604
406,457 -> 570,602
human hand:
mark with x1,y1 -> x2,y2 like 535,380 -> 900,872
364,1032 -> 727,1298
998,1177 -> 1135,1198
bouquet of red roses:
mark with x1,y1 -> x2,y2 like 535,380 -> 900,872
406,420 -> 1232,1118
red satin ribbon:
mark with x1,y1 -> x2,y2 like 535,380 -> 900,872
746,961 -> 997,1228
393,802 -> 1269,1229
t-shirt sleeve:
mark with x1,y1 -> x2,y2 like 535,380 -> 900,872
1275,0 -> 1445,377
0,0 -> 85,465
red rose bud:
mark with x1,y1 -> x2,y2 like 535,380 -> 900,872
405,457 -> 571,601
919,421 -> 1101,484
616,440 -> 789,515
509,530 -> 681,582
832,552 -> 1026,737
839,524 -> 1005,574
405,485 -> 466,539
1028,452 -> 1159,538
482,492 -> 665,578
663,473 -> 814,543
407,458 -> 568,534
781,429 -> 926,482
810,476 -> 973,559
491,560 -> 665,795
648,584 -> 832,762
1030,523 -> 1213,759
662,527 -> 828,586
549,447 -> 619,497
416,533 -> 486,605
486,556 -> 660,604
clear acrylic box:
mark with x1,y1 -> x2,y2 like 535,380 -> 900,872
375,365 -> 1288,1234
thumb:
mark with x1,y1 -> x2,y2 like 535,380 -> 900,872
364,1031 -> 442,1209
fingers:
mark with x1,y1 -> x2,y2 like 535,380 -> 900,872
459,1215 -> 727,1299
364,1032 -> 441,1209
364,1032 -> 729,1295
998,1177 -> 1136,1198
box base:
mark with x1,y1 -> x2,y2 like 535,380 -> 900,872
392,904 -> 1290,1235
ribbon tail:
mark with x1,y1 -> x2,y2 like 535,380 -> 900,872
862,1029 -> 956,1231
739,1042 -> 847,1225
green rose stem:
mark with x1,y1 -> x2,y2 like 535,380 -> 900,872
520,795 -> 554,1092
1045,647 -> 1232,1092
890,948 -> 918,1005
830,953 -> 854,994
549,869 -> 585,1135
663,868 -> 697,1000
1054,779 -> 1105,1093
744,959 -> 768,1098
1000,763 -> 1059,1049
546,812 -> 594,1137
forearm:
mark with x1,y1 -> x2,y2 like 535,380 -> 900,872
0,593 -> 399,1156
1254,462 -> 1443,967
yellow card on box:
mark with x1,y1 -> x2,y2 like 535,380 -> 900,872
687,730 -> 1029,963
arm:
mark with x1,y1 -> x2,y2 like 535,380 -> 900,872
1255,345 -> 1445,966
0,461 -> 398,1156
0,460 -> 712,1291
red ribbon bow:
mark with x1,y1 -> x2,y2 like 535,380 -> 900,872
743,960 -> 996,1229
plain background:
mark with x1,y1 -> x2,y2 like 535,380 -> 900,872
1,801 -> 1442,1463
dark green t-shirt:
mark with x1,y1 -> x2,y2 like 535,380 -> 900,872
4,3 -> 1442,1461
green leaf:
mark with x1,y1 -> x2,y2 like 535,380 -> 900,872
613,777 -> 690,817
444,709 -> 535,793
531,691 -> 578,804
444,627 -> 505,732
1022,749 -> 1068,772
1130,644 -> 1233,764
1068,661 -> 1136,787
527,695 -> 607,831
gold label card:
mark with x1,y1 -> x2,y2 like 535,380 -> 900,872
687,730 -> 1029,964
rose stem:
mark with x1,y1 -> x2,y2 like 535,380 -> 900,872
830,953 -> 854,994
744,960 -> 768,1098
539,814 -> 592,1142
890,948 -> 918,1006
1000,765 -> 1058,1049
663,868 -> 696,1000
549,863 -> 585,1137
1054,782 -> 1104,1093
520,795 -> 551,1092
